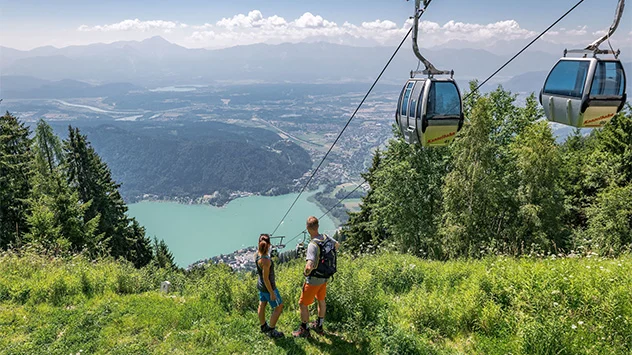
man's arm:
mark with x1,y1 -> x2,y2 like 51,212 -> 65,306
304,243 -> 317,276
304,261 -> 314,276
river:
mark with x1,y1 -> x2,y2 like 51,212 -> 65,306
127,192 -> 337,267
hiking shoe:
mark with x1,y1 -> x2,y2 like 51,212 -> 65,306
309,321 -> 324,334
292,326 -> 311,338
267,329 -> 285,339
260,323 -> 272,333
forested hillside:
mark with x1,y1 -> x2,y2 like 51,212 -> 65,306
0,113 -> 175,268
344,83 -> 632,259
55,122 -> 312,203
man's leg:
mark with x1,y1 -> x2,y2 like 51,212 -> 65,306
317,299 -> 326,319
312,283 -> 327,332
300,303 -> 310,323
293,284 -> 315,337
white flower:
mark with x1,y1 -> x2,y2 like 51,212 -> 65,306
572,324 -> 577,329
553,302 -> 559,307
578,321 -> 584,325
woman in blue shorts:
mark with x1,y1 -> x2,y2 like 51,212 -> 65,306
255,234 -> 284,338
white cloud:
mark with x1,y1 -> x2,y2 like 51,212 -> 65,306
78,19 -> 181,32
191,30 -> 216,41
185,11 -> 539,49
75,10 -> 606,51
440,20 -> 536,41
193,23 -> 214,30
216,10 -> 288,29
361,20 -> 398,30
567,25 -> 587,36
292,12 -> 336,28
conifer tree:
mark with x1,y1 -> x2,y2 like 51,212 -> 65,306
27,120 -> 99,252
64,126 -> 151,266
153,237 -> 177,270
343,149 -> 385,254
0,111 -> 33,248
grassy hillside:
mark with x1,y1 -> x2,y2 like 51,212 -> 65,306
1,251 -> 631,354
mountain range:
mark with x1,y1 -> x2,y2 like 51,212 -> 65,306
5,36 -> 629,88
2,36 -> 630,103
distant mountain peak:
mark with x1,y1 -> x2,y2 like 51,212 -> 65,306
141,36 -> 171,45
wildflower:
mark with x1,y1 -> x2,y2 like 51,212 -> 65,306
553,302 -> 559,307
578,321 -> 584,325
572,324 -> 577,329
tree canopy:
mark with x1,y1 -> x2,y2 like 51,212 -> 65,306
344,85 -> 632,258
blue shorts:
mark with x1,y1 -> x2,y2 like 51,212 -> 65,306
258,289 -> 283,308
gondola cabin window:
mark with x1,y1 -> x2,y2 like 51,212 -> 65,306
590,61 -> 626,97
543,60 -> 590,98
401,82 -> 415,117
428,81 -> 461,117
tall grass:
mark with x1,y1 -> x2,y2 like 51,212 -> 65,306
1,251 -> 631,354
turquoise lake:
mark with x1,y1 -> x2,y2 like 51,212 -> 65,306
127,193 -> 337,267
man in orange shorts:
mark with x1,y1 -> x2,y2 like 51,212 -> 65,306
292,216 -> 339,338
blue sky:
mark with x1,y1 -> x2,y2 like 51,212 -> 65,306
2,0 -> 630,50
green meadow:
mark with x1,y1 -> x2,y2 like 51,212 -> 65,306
1,251 -> 631,354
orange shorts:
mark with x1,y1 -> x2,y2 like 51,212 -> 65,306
299,282 -> 327,306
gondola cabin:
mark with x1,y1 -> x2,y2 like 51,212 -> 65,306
540,57 -> 627,128
396,78 -> 464,146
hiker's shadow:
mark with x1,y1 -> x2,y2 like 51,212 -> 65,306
273,337 -> 307,355
307,331 -> 369,355
272,332 -> 367,355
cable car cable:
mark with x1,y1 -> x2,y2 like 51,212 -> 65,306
278,0 -> 587,242
462,0 -> 585,102
269,13 -> 428,237
282,181 -> 368,246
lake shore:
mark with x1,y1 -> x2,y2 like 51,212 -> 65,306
127,192 -> 337,267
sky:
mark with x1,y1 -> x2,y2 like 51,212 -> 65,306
1,0 -> 631,51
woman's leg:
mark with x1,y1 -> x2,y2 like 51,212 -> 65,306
269,304 -> 284,328
258,301 -> 267,325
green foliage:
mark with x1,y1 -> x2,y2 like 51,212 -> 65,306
345,86 -> 632,258
373,138 -> 448,257
0,111 -> 33,248
344,149 -> 388,254
585,186 -> 632,255
0,113 -> 155,268
63,121 -> 312,202
2,251 -> 631,354
27,120 -> 99,255
153,237 -> 177,270
64,125 -> 153,266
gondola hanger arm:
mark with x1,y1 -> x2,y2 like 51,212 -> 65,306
585,0 -> 625,51
409,0 -> 453,77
